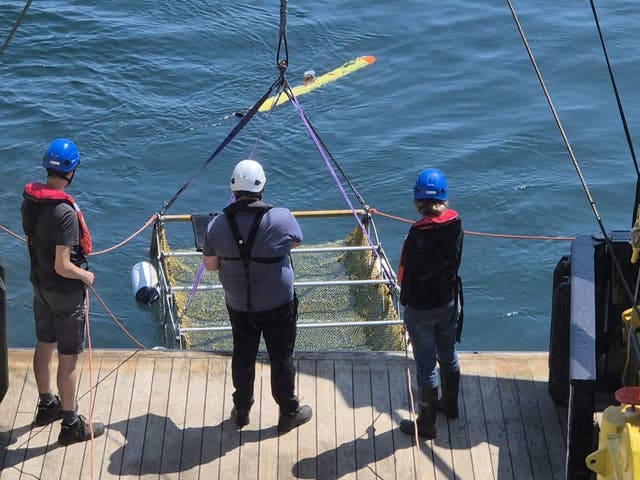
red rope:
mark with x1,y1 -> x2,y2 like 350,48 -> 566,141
89,214 -> 157,256
89,284 -> 147,349
0,214 -> 158,253
368,208 -> 575,242
85,287 -> 96,479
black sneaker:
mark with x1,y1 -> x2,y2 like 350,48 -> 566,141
33,396 -> 62,426
58,415 -> 105,446
231,407 -> 250,427
277,405 -> 312,433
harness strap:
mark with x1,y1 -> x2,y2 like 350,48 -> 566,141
226,211 -> 267,326
455,275 -> 464,343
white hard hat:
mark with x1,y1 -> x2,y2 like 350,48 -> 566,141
230,159 -> 266,193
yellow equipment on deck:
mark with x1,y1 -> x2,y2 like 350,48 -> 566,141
586,387 -> 640,479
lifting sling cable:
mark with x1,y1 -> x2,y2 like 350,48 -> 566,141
276,0 -> 288,72
181,78 -> 287,321
180,0 -> 290,317
284,83 -> 395,284
306,118 -> 368,208
0,0 -> 33,57
164,0 -> 289,215
248,84 -> 286,159
507,0 -> 638,311
273,0 -> 366,210
282,78 -> 368,208
589,0 -> 640,225
278,79 -> 368,208
161,74 -> 284,214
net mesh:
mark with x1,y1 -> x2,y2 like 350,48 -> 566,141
151,214 -> 405,352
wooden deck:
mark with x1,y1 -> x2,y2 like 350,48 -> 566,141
0,349 -> 567,479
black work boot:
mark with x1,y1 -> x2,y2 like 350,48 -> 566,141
400,387 -> 438,439
58,415 -> 105,446
231,407 -> 251,427
231,396 -> 254,427
34,395 -> 62,426
277,405 -> 312,433
437,370 -> 460,419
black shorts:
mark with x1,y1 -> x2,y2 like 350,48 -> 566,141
33,285 -> 86,355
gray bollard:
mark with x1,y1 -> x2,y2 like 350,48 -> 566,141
0,259 -> 7,404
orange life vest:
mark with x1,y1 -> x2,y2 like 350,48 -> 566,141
23,182 -> 92,255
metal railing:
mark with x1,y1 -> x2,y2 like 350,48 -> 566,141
151,209 -> 402,350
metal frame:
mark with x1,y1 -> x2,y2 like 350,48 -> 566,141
151,210 -> 402,349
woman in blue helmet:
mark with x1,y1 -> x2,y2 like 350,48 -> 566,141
398,168 -> 463,439
21,138 -> 105,445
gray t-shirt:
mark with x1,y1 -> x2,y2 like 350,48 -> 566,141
203,206 -> 303,312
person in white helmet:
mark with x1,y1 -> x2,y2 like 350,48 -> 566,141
202,159 -> 312,433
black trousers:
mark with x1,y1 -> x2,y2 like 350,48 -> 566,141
227,298 -> 299,413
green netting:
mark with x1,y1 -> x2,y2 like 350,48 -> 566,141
152,215 -> 405,351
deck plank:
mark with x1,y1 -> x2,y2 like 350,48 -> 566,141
60,354 -> 93,479
447,360 -> 474,480
3,365 -> 40,480
0,357 -> 28,471
352,360 -> 376,479
257,358 -> 279,478
529,355 -> 566,479
463,358 -> 496,480
388,364 -> 421,480
0,349 -> 569,480
295,357 -> 318,479
115,355 -> 153,479
468,355 -> 511,480
370,361 -> 396,479
14,361 -> 47,480
198,357 -> 226,479
315,359 -> 337,479
183,357 -> 209,479
161,357 -> 191,478
219,352 -> 241,480
237,359 -> 261,480
99,352 -> 137,479
69,354 -> 115,479
138,351 -> 170,477
514,359 -> 555,480
334,359 -> 357,480
496,357 -> 534,480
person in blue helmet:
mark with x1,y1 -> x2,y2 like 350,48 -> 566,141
397,168 -> 464,439
202,159 -> 312,433
21,138 -> 105,445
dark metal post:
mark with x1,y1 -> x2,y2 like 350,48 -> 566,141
565,236 -> 597,479
0,258 -> 8,404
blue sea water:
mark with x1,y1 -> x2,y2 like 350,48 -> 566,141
1,0 -> 639,352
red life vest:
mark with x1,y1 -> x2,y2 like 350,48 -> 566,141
23,182 -> 93,255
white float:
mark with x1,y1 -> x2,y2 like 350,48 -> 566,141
131,261 -> 159,304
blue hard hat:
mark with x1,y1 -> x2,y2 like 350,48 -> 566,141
414,168 -> 448,200
42,138 -> 79,173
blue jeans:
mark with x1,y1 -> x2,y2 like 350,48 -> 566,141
404,301 -> 459,388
